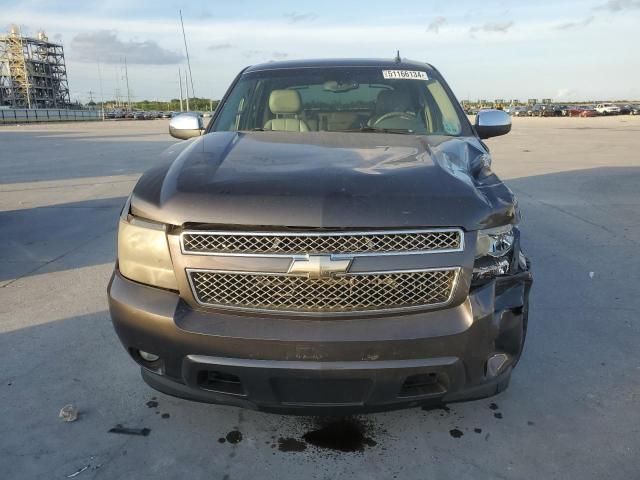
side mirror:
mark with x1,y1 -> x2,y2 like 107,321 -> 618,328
475,109 -> 512,139
169,113 -> 204,140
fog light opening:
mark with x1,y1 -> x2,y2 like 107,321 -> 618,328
139,350 -> 160,362
486,353 -> 509,378
398,372 -> 448,398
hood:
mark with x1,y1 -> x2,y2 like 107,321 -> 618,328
131,131 -> 517,230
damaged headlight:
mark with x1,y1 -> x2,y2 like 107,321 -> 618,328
117,204 -> 178,290
473,225 -> 516,282
475,225 -> 515,258
473,257 -> 511,282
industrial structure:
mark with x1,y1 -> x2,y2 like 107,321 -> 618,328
0,26 -> 71,108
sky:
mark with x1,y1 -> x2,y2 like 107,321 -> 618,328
2,0 -> 639,103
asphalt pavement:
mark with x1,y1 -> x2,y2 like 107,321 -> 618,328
1,117 -> 639,479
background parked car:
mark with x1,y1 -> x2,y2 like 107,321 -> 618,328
581,106 -> 599,117
565,106 -> 596,117
529,104 -> 555,117
618,105 -> 632,115
507,106 -> 528,116
566,106 -> 583,117
595,103 -> 620,115
106,109 -> 125,119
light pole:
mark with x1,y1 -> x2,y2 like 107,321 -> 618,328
178,67 -> 184,112
124,57 -> 131,111
97,60 -> 105,120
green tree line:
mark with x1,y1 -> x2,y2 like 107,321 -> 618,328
95,98 -> 219,112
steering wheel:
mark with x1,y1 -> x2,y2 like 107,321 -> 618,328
372,111 -> 416,127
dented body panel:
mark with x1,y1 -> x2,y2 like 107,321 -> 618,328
131,132 -> 518,230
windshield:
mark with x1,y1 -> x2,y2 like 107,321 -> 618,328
211,67 -> 467,136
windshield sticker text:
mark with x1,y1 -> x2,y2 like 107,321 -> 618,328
382,70 -> 429,80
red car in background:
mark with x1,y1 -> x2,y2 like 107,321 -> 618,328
567,106 -> 598,117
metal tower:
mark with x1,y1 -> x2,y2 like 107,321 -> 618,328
0,26 -> 71,108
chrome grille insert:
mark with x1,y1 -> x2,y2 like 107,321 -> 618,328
188,268 -> 459,314
181,229 -> 463,256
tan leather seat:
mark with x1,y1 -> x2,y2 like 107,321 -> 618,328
264,90 -> 310,132
304,118 -> 318,131
369,89 -> 413,126
326,112 -> 358,131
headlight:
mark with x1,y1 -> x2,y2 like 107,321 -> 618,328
475,225 -> 515,258
118,214 -> 178,290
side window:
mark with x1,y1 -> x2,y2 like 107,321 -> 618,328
246,79 -> 268,128
214,80 -> 255,131
426,81 -> 462,136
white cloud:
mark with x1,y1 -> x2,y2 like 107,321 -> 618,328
554,16 -> 594,29
427,17 -> 447,33
554,88 -> 574,100
208,43 -> 234,51
71,30 -> 184,64
243,50 -> 288,60
470,21 -> 514,33
283,12 -> 317,23
594,0 -> 640,12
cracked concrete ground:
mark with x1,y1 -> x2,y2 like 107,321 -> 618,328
1,117 -> 639,479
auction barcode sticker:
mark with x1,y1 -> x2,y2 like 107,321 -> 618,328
382,70 -> 429,80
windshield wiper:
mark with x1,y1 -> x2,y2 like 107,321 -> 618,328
245,127 -> 414,134
342,126 -> 414,134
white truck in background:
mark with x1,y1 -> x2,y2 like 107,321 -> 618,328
595,103 -> 620,115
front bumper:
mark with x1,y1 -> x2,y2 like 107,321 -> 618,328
108,268 -> 532,415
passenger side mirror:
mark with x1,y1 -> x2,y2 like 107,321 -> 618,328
169,113 -> 204,140
475,109 -> 512,139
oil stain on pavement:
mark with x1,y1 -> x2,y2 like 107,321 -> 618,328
277,437 -> 307,452
219,402 -> 509,453
301,417 -> 377,452
225,430 -> 243,444
270,416 -> 379,453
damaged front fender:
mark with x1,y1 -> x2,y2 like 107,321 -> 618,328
469,262 -> 533,379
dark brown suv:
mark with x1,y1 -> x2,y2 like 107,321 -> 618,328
108,58 -> 532,414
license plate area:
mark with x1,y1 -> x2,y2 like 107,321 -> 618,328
271,377 -> 373,406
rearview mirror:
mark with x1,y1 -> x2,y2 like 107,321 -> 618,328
475,109 -> 512,139
169,113 -> 204,140
323,80 -> 359,92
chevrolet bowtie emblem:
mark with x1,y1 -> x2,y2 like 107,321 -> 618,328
288,255 -> 352,279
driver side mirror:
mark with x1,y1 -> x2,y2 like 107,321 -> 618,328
475,109 -> 511,139
169,113 -> 204,140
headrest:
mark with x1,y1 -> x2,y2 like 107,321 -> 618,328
390,89 -> 412,111
375,90 -> 394,114
269,90 -> 302,114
